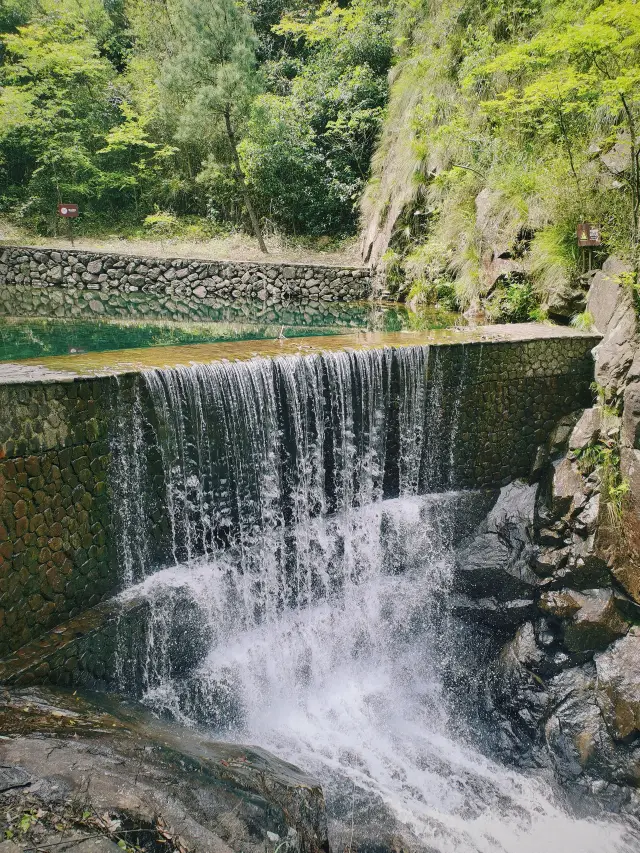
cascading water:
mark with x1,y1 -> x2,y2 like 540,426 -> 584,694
111,346 -> 636,853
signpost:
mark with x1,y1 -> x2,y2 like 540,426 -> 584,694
577,222 -> 602,272
57,203 -> 79,246
577,222 -> 601,247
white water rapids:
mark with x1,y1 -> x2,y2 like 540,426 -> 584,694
119,495 -> 637,853
111,350 -> 637,852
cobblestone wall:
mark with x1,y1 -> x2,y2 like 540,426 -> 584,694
0,246 -> 371,302
0,380 -> 113,659
0,333 -> 598,670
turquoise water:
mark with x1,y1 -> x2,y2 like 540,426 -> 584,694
0,287 -> 460,361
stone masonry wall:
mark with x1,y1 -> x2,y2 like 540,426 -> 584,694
0,380 -> 114,660
0,333 -> 599,675
0,246 -> 371,302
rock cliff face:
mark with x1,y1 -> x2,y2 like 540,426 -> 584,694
453,256 -> 640,813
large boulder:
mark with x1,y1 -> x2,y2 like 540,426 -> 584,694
544,665 -> 612,781
557,589 -> 630,654
453,482 -> 539,600
0,688 -> 330,853
587,256 -> 637,391
486,622 -> 552,739
595,627 -> 640,742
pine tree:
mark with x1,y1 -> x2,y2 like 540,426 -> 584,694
162,0 -> 268,252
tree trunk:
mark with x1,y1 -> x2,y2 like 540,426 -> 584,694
224,110 -> 268,254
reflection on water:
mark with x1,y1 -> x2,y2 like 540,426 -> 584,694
0,284 -> 461,361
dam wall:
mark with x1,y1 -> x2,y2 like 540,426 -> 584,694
0,327 -> 598,679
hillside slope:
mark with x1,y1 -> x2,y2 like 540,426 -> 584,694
362,0 -> 640,320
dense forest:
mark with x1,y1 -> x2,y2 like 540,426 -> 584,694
0,0 -> 391,241
1,0 -> 639,314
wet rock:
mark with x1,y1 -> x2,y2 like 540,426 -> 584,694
450,593 -> 536,629
454,482 -> 539,600
174,672 -> 244,729
595,628 -> 640,742
544,660 -> 640,789
559,589 -> 630,654
532,545 -> 571,578
566,534 -> 612,588
0,688 -> 330,853
544,664 -> 609,780
486,623 -> 551,736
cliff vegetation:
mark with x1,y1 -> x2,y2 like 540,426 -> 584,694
363,0 -> 640,318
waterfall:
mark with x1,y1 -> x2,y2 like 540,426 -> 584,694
112,345 -> 469,582
109,345 -> 636,853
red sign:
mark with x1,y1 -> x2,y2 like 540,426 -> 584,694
577,222 -> 601,247
58,203 -> 79,218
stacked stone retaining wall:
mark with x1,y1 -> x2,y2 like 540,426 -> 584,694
0,246 -> 371,302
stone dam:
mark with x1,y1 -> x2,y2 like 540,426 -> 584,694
0,324 -> 598,682
0,245 -> 372,303
2,306 -> 640,853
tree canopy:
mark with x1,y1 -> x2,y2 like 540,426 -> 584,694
0,0 -> 391,240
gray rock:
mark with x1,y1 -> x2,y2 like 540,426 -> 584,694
0,765 -> 33,792
622,379 -> 640,449
601,135 -> 632,175
574,492 -> 600,536
587,257 -> 637,390
87,260 -> 102,275
454,482 -> 539,600
569,408 -> 603,450
551,457 -> 583,515
48,265 -> 63,283
559,589 -> 630,654
0,687 -> 330,853
544,664 -> 608,780
595,627 -> 640,741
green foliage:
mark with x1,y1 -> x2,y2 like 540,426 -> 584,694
485,276 -> 536,323
240,0 -> 391,234
365,0 -> 640,310
618,269 -> 640,314
573,439 -> 629,528
0,0 -> 390,239
570,310 -> 595,331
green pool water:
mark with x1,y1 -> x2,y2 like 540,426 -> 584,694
0,287 -> 461,362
